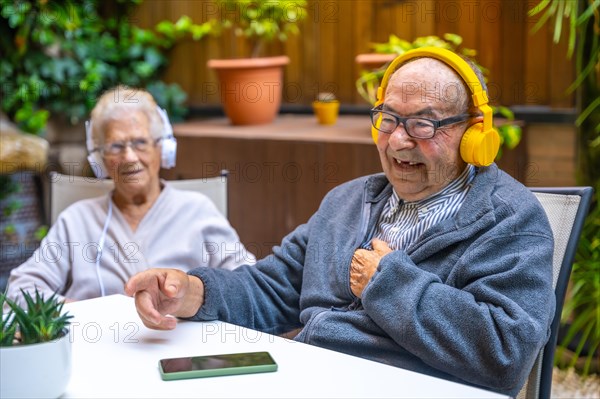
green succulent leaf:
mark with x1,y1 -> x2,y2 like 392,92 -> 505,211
1,289 -> 72,346
0,294 -> 17,346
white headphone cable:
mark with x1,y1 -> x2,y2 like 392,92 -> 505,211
95,198 -> 113,297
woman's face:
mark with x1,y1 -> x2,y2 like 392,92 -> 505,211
101,110 -> 161,197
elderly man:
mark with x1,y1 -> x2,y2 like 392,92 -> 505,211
126,48 -> 554,396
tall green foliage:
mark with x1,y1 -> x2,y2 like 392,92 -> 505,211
529,0 -> 600,376
0,0 -> 216,135
557,202 -> 600,375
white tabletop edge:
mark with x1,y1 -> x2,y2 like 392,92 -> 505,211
60,295 -> 508,399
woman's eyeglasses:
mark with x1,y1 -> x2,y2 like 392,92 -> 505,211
98,138 -> 160,157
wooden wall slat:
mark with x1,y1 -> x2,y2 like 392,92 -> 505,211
526,124 -> 577,187
336,2 -> 355,102
455,2 -> 479,50
390,1 -> 415,43
477,0 -> 502,105
413,0 -> 435,38
549,19 -> 576,108
434,0 -> 460,40
352,0 -> 373,103
524,1 -> 549,105
317,0 -> 338,97
500,0 -> 527,105
372,0 -> 395,43
133,0 -> 576,109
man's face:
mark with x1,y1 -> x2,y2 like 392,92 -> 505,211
376,58 -> 469,202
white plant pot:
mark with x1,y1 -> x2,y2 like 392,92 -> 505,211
0,329 -> 72,398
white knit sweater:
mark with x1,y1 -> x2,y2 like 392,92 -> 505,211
6,183 -> 254,303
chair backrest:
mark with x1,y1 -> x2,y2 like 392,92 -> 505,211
517,187 -> 593,399
49,171 -> 228,224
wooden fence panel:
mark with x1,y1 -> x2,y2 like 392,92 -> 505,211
133,0 -> 575,108
525,3 -> 550,105
476,0 -> 503,104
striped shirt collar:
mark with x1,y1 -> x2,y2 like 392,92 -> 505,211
374,164 -> 476,250
388,164 -> 476,215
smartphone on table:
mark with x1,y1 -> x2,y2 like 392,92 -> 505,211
159,351 -> 277,381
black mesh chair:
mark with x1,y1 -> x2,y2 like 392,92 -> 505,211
517,187 -> 593,399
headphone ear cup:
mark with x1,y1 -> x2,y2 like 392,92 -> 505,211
161,136 -> 177,168
460,123 -> 500,167
371,113 -> 382,144
87,153 -> 108,179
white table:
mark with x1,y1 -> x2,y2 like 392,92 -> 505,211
62,295 -> 506,398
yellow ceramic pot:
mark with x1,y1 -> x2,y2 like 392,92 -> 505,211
312,101 -> 340,125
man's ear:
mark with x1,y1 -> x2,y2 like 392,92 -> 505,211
468,115 -> 484,126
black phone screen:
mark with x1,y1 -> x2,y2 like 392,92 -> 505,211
160,351 -> 276,374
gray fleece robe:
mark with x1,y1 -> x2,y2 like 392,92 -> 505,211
188,164 -> 555,397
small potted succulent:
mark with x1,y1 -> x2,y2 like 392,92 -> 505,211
312,92 -> 340,126
1,290 -> 73,398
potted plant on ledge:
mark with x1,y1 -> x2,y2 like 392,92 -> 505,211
207,0 -> 307,125
312,92 -> 340,125
1,290 -> 73,398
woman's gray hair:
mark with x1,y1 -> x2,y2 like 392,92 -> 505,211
89,85 -> 163,148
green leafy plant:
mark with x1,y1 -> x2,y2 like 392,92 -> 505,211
529,0 -> 600,132
527,0 -> 600,376
0,175 -> 22,236
0,0 -> 217,134
355,33 -> 522,156
215,0 -> 307,58
528,0 -> 600,187
1,289 -> 72,347
556,197 -> 600,376
0,297 -> 18,346
0,1 -> 215,258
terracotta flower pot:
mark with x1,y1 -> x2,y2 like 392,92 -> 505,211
355,53 -> 397,70
207,56 -> 290,126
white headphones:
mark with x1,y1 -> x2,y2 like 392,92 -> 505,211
86,106 -> 177,178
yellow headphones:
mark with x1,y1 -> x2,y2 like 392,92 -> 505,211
372,47 -> 500,167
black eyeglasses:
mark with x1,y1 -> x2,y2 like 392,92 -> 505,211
370,105 -> 471,139
97,137 -> 160,157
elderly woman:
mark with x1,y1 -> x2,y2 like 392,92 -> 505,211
6,86 -> 254,304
